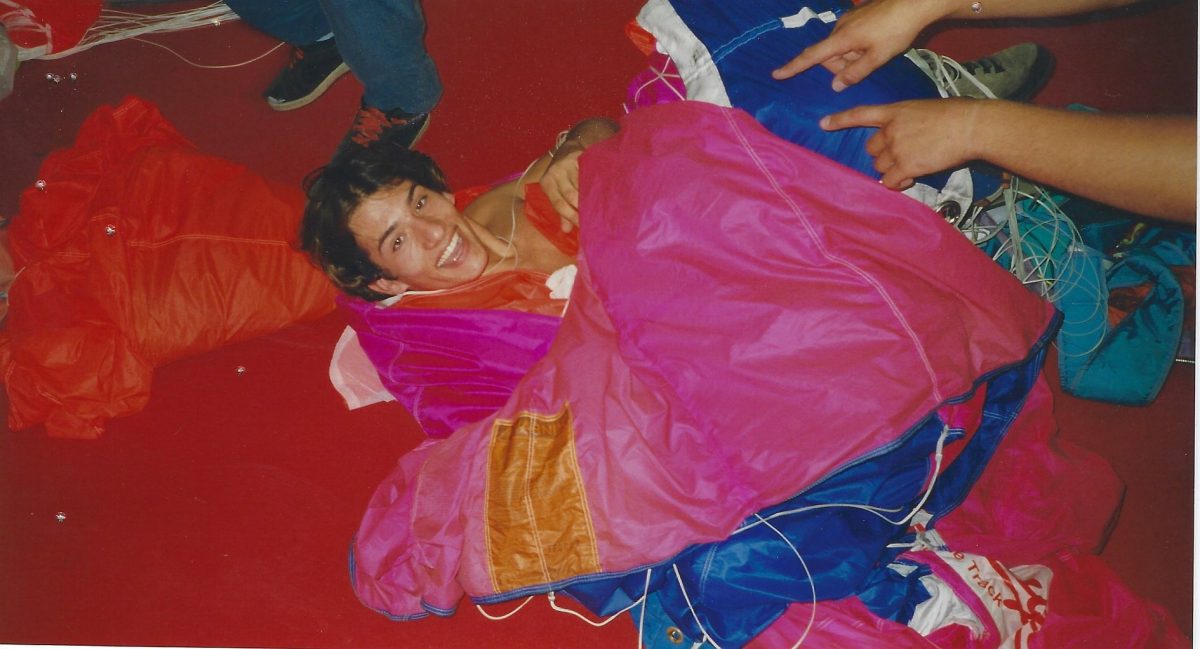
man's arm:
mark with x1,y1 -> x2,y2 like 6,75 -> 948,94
822,98 -> 1196,222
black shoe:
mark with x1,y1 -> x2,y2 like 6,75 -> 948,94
333,104 -> 431,159
264,38 -> 350,111
916,43 -> 1055,101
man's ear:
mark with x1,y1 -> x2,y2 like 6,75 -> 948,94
369,276 -> 409,296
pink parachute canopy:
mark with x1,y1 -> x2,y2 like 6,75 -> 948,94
350,102 -> 1057,618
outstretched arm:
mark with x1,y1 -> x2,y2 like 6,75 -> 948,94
772,0 -> 1141,91
822,98 -> 1196,222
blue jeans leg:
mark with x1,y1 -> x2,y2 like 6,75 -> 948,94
224,0 -> 442,114
318,0 -> 442,114
223,0 -> 332,45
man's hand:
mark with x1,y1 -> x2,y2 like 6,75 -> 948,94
772,0 -> 941,91
539,148 -> 583,231
820,98 -> 982,189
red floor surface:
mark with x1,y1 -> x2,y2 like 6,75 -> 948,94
0,1 -> 1194,647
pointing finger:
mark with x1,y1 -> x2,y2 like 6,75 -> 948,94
772,37 -> 846,80
820,104 -> 891,131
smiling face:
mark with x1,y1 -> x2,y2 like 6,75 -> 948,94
349,181 -> 493,295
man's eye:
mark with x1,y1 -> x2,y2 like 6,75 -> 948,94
391,236 -> 405,251
415,196 -> 427,210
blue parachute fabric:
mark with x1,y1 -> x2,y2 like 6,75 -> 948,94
856,559 -> 934,626
664,0 -> 950,188
633,563 -> 933,649
567,332 -> 1052,648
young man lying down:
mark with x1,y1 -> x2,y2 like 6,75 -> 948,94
298,101 -> 1181,648
301,116 -> 617,303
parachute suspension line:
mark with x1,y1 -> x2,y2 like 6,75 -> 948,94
478,570 -> 653,635
625,53 -> 686,113
753,514 -> 817,649
637,568 -> 653,649
884,424 -> 949,527
672,564 -> 724,649
16,1 -> 264,65
475,596 -> 534,621
994,179 -> 1108,358
547,589 -> 646,628
128,37 -> 285,70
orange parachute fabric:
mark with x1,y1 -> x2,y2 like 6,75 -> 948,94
3,97 -> 338,438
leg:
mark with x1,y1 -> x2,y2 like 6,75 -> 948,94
226,0 -> 349,111
223,0 -> 333,45
317,0 -> 442,114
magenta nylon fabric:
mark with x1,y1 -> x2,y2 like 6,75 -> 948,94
748,379 -> 1185,647
934,378 -> 1124,565
340,297 -> 562,438
752,551 -> 1187,648
350,102 -> 1056,618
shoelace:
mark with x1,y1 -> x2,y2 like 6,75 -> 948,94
909,49 -> 997,99
350,107 -> 413,145
962,57 -> 1005,75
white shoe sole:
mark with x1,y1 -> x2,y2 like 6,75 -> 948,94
267,62 -> 351,112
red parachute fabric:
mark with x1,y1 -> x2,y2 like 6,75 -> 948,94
2,97 -> 338,438
1,0 -> 102,54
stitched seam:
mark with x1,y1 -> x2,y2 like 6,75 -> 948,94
720,108 -> 945,403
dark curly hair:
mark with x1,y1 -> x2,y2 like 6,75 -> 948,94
300,142 -> 451,301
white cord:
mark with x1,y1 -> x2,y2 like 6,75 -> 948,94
483,156 -> 538,276
626,55 -> 686,112
476,596 -> 535,621
637,569 -> 652,649
128,37 -> 285,70
752,514 -> 817,649
984,177 -> 1106,340
16,1 -> 239,62
672,564 -> 723,649
477,572 -> 653,633
547,589 -> 647,628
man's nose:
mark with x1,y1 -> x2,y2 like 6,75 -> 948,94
413,214 -> 446,248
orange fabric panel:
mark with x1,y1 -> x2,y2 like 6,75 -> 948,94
484,404 -> 602,592
3,98 -> 338,438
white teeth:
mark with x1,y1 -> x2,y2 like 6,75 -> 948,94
437,232 -> 461,268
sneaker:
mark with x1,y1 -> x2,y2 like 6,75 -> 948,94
264,38 -> 350,111
915,43 -> 1055,101
333,104 -> 431,159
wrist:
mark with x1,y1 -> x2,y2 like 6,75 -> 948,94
918,0 -> 965,22
949,0 -> 989,19
962,99 -> 999,162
